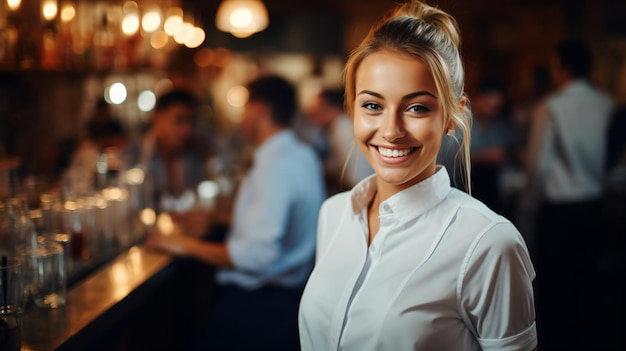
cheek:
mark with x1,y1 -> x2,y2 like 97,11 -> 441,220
417,123 -> 442,146
353,113 -> 375,143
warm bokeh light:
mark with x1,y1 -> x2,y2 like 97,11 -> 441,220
42,0 -> 58,21
107,83 -> 128,105
125,167 -> 145,185
64,200 -> 78,211
150,31 -> 169,49
142,10 -> 161,33
173,22 -> 194,44
156,213 -> 174,236
60,3 -> 75,22
96,196 -> 107,210
103,187 -> 126,201
184,27 -> 205,48
137,90 -> 156,112
226,85 -> 248,108
122,14 -> 140,35
7,0 -> 21,11
163,7 -> 183,36
230,8 -> 253,29
216,0 -> 268,38
140,208 -> 157,227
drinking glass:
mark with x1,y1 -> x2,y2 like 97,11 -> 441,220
29,241 -> 66,309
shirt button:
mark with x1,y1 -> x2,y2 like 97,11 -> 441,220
370,245 -> 376,254
382,203 -> 391,212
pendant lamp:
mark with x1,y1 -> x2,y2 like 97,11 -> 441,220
215,0 -> 269,38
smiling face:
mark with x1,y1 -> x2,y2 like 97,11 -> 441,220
354,50 -> 451,196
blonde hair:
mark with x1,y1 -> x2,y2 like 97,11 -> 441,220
343,0 -> 472,193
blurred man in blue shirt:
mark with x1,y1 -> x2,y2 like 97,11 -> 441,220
146,75 -> 325,350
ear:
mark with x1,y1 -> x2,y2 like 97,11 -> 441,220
459,95 -> 468,110
444,96 -> 466,135
255,102 -> 272,125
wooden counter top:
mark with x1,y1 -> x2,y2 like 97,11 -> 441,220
21,244 -> 173,351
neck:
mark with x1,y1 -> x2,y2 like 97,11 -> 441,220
556,71 -> 579,91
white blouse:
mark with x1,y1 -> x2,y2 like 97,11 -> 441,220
299,167 -> 537,351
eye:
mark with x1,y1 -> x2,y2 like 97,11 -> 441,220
361,102 -> 382,111
407,104 -> 430,113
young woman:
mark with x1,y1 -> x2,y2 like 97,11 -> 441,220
298,1 -> 538,350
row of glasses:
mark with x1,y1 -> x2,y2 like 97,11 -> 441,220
0,196 -> 66,351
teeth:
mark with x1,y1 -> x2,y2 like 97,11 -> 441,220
378,146 -> 414,157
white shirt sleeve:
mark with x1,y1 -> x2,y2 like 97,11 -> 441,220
458,222 -> 538,351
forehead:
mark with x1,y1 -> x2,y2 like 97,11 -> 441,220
356,50 -> 437,96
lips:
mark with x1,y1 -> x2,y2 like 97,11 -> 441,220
377,146 -> 417,158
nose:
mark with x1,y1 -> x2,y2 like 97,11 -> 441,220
381,110 -> 405,142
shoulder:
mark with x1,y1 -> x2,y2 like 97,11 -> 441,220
445,189 -> 521,244
265,136 -> 317,167
447,190 -> 529,264
317,191 -> 353,253
320,191 -> 351,214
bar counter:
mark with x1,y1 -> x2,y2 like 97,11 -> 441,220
20,241 -> 216,351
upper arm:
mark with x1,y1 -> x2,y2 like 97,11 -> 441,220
459,222 -> 538,350
227,163 -> 295,270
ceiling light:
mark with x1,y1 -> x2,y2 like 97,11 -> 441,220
216,0 -> 268,38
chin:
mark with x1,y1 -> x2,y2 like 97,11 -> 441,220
375,170 -> 417,187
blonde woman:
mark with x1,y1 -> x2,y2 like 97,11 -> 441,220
298,1 -> 537,350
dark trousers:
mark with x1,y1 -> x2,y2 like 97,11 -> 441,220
191,284 -> 303,351
534,199 -> 603,351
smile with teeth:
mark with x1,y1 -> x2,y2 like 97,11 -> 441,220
377,146 -> 417,158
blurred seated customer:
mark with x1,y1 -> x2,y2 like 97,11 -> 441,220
469,78 -> 517,215
307,88 -> 374,195
145,75 -> 326,351
122,89 -> 214,212
69,98 -> 129,182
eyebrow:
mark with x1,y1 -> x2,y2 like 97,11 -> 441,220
357,90 -> 438,100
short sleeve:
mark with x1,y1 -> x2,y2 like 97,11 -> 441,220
458,222 -> 538,351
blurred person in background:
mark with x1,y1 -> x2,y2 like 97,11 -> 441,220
520,38 -> 613,350
145,75 -> 325,351
469,78 -> 518,216
307,88 -> 374,195
69,98 -> 129,183
85,98 -> 128,149
122,89 -> 215,212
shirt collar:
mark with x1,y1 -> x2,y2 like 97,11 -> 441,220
350,166 -> 452,220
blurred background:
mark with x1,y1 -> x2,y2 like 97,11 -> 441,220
1,0 -> 625,180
